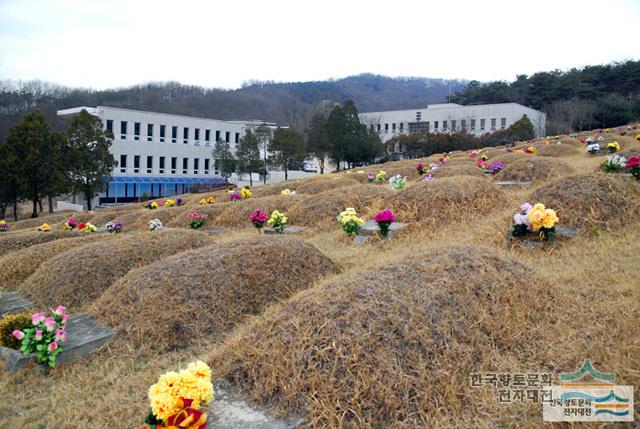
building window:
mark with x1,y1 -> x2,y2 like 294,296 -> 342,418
377,124 -> 381,132
133,155 -> 140,173
434,121 -> 439,130
500,118 -> 507,129
480,119 -> 486,130
416,112 -> 422,122
491,118 -> 496,130
451,120 -> 456,131
172,126 -> 178,143
235,132 -> 240,143
370,124 -> 374,131
409,122 -> 429,133
159,156 -> 165,174
146,156 -> 153,173
160,125 -> 166,142
205,129 -> 211,142
399,123 -> 404,131
215,130 -> 221,142
195,128 -> 200,141
171,157 -> 177,174
470,119 -> 476,131
194,158 -> 199,174
225,131 -> 230,142
461,119 -> 466,130
134,122 -> 141,140
392,123 -> 396,131
384,124 -> 389,133
204,159 -> 210,174
120,121 -> 127,139
120,154 -> 127,173
182,158 -> 188,174
147,124 -> 153,142
183,127 -> 189,144
106,119 -> 113,134
443,120 -> 448,130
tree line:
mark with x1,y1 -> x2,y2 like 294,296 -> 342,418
0,109 -> 115,220
386,116 -> 536,158
452,60 -> 640,134
213,100 -> 385,181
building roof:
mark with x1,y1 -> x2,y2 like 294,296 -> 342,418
359,102 -> 543,116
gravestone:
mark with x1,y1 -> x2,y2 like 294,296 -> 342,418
207,226 -> 228,234
495,181 -> 532,188
0,291 -> 32,317
0,313 -> 116,371
264,226 -> 306,235
207,380 -> 304,429
358,220 -> 407,239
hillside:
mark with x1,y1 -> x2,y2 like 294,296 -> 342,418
0,74 -> 466,141
0,125 -> 638,427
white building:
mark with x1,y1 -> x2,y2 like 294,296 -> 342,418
358,102 -> 546,141
57,106 -> 274,206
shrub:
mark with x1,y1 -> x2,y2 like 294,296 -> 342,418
0,312 -> 32,349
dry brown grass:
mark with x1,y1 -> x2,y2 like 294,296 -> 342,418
535,143 -> 580,157
494,157 -> 574,183
0,234 -> 114,291
207,245 -> 554,428
5,212 -> 93,232
431,163 -> 485,178
18,229 -> 212,310
529,174 -> 640,230
0,230 -> 73,257
391,176 -> 505,225
215,195 -> 307,228
91,236 -> 340,353
492,152 -> 530,164
294,175 -> 360,194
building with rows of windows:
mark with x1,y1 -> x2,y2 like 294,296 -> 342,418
57,106 -> 271,206
358,102 -> 546,141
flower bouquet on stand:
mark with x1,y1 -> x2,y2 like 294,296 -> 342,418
186,211 -> 207,229
12,306 -> 68,368
511,202 -> 559,241
336,208 -> 364,238
267,210 -> 287,233
105,220 -> 123,233
143,361 -> 213,429
249,208 -> 269,233
374,209 -> 395,238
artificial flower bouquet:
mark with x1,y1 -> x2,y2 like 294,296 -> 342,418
468,150 -> 478,158
144,361 -> 213,429
389,175 -> 407,190
373,171 -> 386,183
12,305 -> 68,368
176,198 -> 185,206
164,199 -> 176,207
144,201 -> 159,209
416,163 -> 428,175
148,219 -> 163,231
586,143 -> 600,154
625,156 -> 640,180
38,223 -> 51,232
374,209 -> 395,238
105,220 -> 123,233
240,186 -> 252,199
199,196 -> 215,205
229,192 -> 241,201
267,210 -> 287,233
80,222 -> 97,232
336,207 -> 364,237
63,218 -> 78,230
280,189 -> 296,195
603,155 -> 627,173
0,220 -> 8,232
524,146 -> 536,154
511,202 -> 559,241
186,211 -> 207,229
249,208 -> 269,232
366,173 -> 376,183
607,141 -> 621,153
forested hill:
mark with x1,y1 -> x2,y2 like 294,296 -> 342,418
0,74 -> 466,141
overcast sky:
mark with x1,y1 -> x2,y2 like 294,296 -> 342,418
1,0 -> 639,90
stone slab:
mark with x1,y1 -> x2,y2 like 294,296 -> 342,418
357,220 -> 407,239
207,380 -> 304,429
0,291 -> 32,317
207,226 -> 228,234
0,313 -> 116,371
495,181 -> 532,187
508,226 -> 578,250
264,226 -> 306,235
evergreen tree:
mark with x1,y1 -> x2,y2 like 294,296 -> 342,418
212,139 -> 236,181
66,109 -> 116,211
306,113 -> 330,174
4,109 -> 54,218
326,105 -> 347,170
0,137 -> 23,220
254,125 -> 273,184
235,129 -> 261,186
269,127 -> 307,181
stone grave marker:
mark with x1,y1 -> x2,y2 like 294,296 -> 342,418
0,291 -> 32,317
264,226 -> 306,235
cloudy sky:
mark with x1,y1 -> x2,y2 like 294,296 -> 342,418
1,0 -> 639,89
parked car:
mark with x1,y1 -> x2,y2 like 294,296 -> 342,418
301,161 -> 319,173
